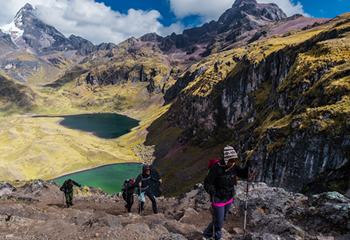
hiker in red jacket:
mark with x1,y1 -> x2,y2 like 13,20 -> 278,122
202,146 -> 252,240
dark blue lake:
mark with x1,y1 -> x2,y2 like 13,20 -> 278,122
57,113 -> 139,138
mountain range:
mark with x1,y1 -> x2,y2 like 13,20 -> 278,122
0,0 -> 349,202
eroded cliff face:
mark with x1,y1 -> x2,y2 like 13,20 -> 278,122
150,15 -> 350,197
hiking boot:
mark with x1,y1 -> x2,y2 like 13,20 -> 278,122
66,205 -> 69,208
70,203 -> 74,206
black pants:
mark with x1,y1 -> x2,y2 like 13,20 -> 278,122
126,194 -> 134,212
139,188 -> 158,214
123,192 -> 134,212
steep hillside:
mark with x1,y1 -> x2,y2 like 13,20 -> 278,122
0,75 -> 36,114
146,13 -> 350,197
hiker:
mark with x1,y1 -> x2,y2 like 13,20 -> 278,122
121,178 -> 136,212
60,179 -> 81,208
134,165 -> 162,214
202,146 -> 252,240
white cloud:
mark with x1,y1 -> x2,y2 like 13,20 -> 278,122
0,0 -> 184,45
169,0 -> 234,21
169,0 -> 309,21
0,0 -> 309,45
258,0 -> 309,17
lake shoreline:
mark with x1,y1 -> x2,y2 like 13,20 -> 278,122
50,161 -> 141,181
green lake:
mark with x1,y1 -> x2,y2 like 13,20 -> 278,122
52,163 -> 161,196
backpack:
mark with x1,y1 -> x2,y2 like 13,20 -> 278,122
59,181 -> 67,192
121,179 -> 131,192
207,159 -> 237,185
207,159 -> 220,172
122,179 -> 135,202
59,185 -> 65,192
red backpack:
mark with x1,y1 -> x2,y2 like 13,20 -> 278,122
207,159 -> 220,170
207,159 -> 237,185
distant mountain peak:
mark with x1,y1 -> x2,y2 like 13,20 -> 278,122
13,3 -> 35,29
233,0 -> 258,6
0,3 -> 116,55
0,3 -> 36,41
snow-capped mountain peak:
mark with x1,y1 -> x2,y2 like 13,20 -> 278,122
0,3 -> 35,40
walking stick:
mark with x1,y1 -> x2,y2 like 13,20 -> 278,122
212,195 -> 215,239
139,188 -> 142,216
63,193 -> 65,208
243,167 -> 250,237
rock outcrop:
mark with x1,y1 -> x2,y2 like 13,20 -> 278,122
0,180 -> 349,239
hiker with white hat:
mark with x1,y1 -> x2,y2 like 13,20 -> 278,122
202,146 -> 252,240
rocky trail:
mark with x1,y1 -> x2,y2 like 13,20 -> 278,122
0,180 -> 349,240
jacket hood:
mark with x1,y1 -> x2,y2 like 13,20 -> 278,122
142,165 -> 150,175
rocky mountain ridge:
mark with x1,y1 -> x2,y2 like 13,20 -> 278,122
144,13 -> 350,198
0,3 -> 117,56
0,0 -> 348,208
135,0 -> 289,56
0,180 -> 349,239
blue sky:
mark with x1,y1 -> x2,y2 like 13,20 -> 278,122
0,0 -> 349,45
96,0 -> 349,27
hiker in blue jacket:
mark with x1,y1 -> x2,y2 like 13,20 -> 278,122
202,145 -> 252,240
134,165 -> 162,214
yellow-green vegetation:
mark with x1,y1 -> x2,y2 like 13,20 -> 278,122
0,75 -> 36,115
236,16 -> 350,154
181,49 -> 244,97
73,185 -> 96,196
298,96 -> 350,134
0,115 -> 135,181
1,52 -> 77,85
274,20 -> 350,137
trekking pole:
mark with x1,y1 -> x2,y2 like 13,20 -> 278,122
139,188 -> 142,216
243,167 -> 250,237
212,195 -> 215,239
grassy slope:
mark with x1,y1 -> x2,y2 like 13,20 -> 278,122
0,51 -> 77,85
0,115 -> 135,181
